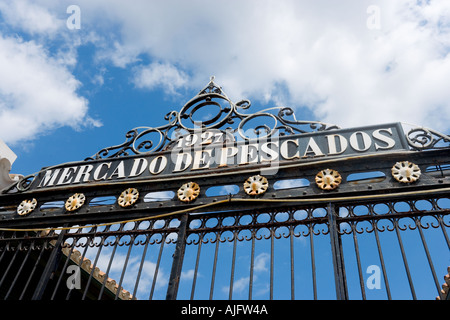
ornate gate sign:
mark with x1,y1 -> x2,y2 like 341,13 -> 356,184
28,121 -> 407,191
0,78 -> 449,301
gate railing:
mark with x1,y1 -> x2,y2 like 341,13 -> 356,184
1,190 -> 448,300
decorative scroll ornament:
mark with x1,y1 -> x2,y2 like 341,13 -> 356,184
244,175 -> 269,195
65,193 -> 86,212
17,198 -> 37,216
315,169 -> 342,190
86,77 -> 340,160
391,161 -> 421,183
177,182 -> 200,202
405,124 -> 450,151
118,188 -> 139,208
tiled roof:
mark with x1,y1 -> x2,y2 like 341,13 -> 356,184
61,246 -> 135,300
436,266 -> 450,300
44,230 -> 135,300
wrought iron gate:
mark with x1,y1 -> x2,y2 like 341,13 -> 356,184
0,78 -> 449,300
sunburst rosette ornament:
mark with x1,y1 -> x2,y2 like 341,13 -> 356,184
391,161 -> 421,183
243,175 -> 269,196
177,182 -> 201,203
17,198 -> 37,216
118,188 -> 139,208
65,193 -> 86,212
315,169 -> 342,191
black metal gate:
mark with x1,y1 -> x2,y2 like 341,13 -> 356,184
1,190 -> 449,300
0,79 -> 449,300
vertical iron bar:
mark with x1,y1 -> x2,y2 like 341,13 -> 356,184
209,233 -> 220,300
0,246 -> 19,289
190,234 -> 203,300
290,225 -> 295,300
51,241 -> 76,300
351,223 -> 366,300
20,244 -> 46,300
394,220 -> 416,300
229,231 -> 237,300
338,220 -> 348,299
416,218 -> 441,296
309,223 -> 317,300
82,236 -> 105,300
149,234 -> 166,300
5,246 -> 32,299
327,203 -> 348,300
115,235 -> 135,300
166,213 -> 189,300
0,244 -> 6,265
66,235 -> 92,300
373,225 -> 391,299
270,227 -> 274,300
132,234 -> 150,299
98,236 -> 119,300
32,228 -> 67,300
248,230 -> 255,300
439,216 -> 450,250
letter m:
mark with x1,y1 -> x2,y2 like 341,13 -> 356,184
38,169 -> 61,188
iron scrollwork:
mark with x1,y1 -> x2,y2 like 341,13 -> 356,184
405,125 -> 450,151
86,77 -> 340,161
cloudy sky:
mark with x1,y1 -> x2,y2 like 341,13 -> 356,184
1,0 -> 450,175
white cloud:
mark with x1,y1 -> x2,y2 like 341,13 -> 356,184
254,252 -> 270,272
0,0 -> 64,36
181,269 -> 196,281
73,0 -> 450,132
221,276 -> 250,296
3,0 -> 449,147
0,34 -> 100,145
89,245 -> 168,299
133,62 -> 189,94
232,276 -> 250,294
0,1 -> 102,145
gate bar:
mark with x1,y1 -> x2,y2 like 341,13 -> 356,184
328,203 -> 348,300
394,220 -> 416,299
32,228 -> 67,300
416,219 -> 441,296
5,246 -> 32,299
166,213 -> 189,300
150,234 -> 166,300
351,223 -> 366,299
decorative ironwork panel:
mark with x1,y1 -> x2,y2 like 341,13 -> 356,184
0,78 -> 449,300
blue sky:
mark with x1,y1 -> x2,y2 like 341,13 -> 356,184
0,0 -> 449,177
0,1 -> 449,300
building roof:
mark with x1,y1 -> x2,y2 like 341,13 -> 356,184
436,266 -> 450,300
60,245 -> 135,300
43,229 -> 135,300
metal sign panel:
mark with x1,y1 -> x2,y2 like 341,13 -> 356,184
0,78 -> 449,302
5,77 -> 448,196
29,122 -> 408,191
